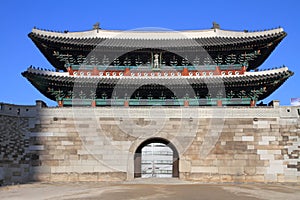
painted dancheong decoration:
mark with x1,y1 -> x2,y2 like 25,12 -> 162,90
22,22 -> 293,106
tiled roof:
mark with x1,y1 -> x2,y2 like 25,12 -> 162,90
23,66 -> 292,86
29,27 -> 286,48
31,27 -> 284,40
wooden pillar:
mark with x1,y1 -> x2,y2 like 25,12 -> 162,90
242,65 -> 247,71
184,100 -> 189,107
124,100 -> 129,107
215,66 -> 221,75
182,67 -> 189,76
250,100 -> 256,107
217,99 -> 222,107
67,66 -> 74,75
124,67 -> 130,76
58,100 -> 63,107
91,100 -> 96,107
92,67 -> 98,76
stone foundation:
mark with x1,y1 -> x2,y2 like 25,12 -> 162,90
0,101 -> 299,185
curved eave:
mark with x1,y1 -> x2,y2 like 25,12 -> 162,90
29,28 -> 286,48
22,67 -> 293,101
28,27 -> 287,71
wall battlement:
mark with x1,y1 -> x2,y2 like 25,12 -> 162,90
0,101 -> 299,185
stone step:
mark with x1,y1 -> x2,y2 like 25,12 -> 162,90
124,178 -> 192,185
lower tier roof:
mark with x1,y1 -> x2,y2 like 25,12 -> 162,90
22,67 -> 293,102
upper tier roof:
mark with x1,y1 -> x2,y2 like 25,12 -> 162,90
30,27 -> 286,49
28,25 -> 287,71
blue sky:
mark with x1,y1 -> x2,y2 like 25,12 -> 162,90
0,0 -> 299,106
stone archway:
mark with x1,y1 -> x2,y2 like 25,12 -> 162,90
134,137 -> 179,178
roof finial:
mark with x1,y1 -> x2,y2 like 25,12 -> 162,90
93,22 -> 100,30
212,22 -> 220,30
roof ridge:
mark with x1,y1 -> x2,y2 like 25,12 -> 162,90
31,26 -> 285,40
32,25 -> 283,33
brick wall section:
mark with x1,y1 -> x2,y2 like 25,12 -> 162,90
0,102 -> 42,185
0,115 -> 31,185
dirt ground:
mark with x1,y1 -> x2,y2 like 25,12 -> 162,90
0,180 -> 299,200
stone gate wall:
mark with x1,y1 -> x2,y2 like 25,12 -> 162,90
0,101 -> 299,184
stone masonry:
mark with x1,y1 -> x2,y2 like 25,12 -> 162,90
0,101 -> 299,185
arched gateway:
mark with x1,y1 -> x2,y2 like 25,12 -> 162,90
134,138 -> 179,178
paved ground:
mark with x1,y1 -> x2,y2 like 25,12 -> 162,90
0,179 -> 299,200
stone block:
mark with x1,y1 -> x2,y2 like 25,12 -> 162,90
216,154 -> 233,160
260,121 -> 271,128
244,167 -> 256,175
53,154 -> 65,160
231,175 -> 246,183
233,136 -> 242,141
80,160 -> 100,166
220,175 -> 233,182
50,173 -> 69,182
97,172 -> 126,181
246,159 -> 265,167
12,171 -> 21,176
78,173 -> 98,182
234,154 -> 248,160
51,166 -> 68,173
242,136 -> 254,141
72,166 -> 94,173
245,175 -> 264,182
258,141 -> 269,145
179,160 -> 191,172
191,159 -> 215,166
77,149 -> 90,155
267,163 -> 284,174
93,165 -> 114,173
188,173 -> 220,182
43,160 -> 59,166
61,141 -> 74,145
191,166 -> 218,173
277,174 -> 285,183
218,160 -> 247,167
262,136 -> 276,141
268,150 -> 282,155
257,149 -> 268,155
271,124 -> 280,129
218,167 -> 244,175
260,154 -> 274,160
248,154 -> 259,160
264,174 -> 277,182
68,173 -> 79,182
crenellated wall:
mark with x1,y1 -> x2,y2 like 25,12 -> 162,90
0,101 -> 299,185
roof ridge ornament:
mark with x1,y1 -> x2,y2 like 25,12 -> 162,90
93,22 -> 100,32
212,22 -> 220,31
